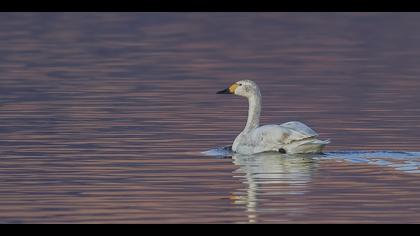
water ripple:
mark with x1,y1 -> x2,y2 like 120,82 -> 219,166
2,12 -> 420,223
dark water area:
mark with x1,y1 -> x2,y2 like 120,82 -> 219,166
1,12 -> 420,223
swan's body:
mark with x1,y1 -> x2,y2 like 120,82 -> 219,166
217,80 -> 329,155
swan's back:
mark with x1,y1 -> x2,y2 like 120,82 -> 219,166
256,121 -> 318,144
278,121 -> 318,141
242,121 -> 328,154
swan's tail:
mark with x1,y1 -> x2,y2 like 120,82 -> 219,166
284,138 -> 330,154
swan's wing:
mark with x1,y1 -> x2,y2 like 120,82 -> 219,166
255,121 -> 318,145
278,121 -> 318,139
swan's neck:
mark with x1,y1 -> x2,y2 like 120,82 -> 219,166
244,92 -> 261,132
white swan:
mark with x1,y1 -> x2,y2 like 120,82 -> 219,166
217,80 -> 330,155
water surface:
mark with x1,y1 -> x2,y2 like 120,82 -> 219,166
1,13 -> 420,223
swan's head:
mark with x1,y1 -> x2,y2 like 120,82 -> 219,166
217,80 -> 260,97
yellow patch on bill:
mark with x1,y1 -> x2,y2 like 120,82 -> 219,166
228,83 -> 239,93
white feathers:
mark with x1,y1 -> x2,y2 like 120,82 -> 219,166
224,80 -> 329,155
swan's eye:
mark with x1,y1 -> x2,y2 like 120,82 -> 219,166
238,83 -> 242,86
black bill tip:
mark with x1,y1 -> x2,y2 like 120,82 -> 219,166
216,88 -> 230,94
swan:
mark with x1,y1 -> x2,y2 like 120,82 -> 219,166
217,80 -> 330,155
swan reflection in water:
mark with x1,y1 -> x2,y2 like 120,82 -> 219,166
203,146 -> 420,223
230,152 -> 320,223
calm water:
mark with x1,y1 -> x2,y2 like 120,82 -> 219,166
1,12 -> 420,223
